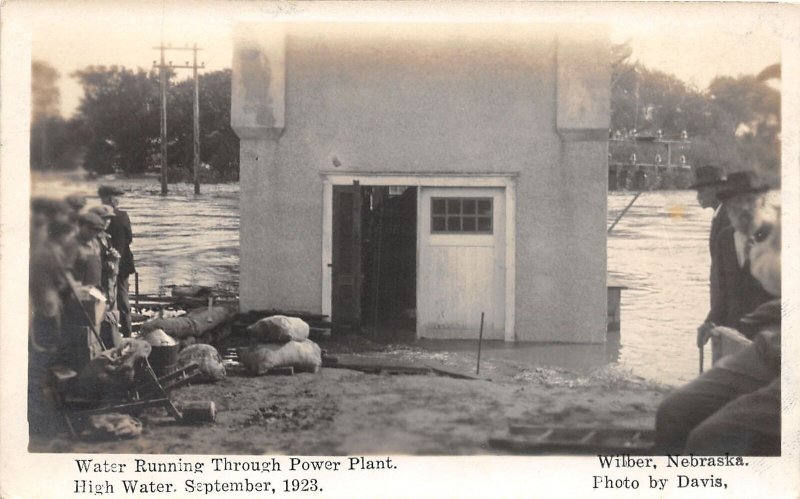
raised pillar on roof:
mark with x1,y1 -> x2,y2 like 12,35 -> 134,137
231,25 -> 286,311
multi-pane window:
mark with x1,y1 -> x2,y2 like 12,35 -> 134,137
431,197 -> 493,233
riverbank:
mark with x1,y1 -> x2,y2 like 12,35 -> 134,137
30,334 -> 668,455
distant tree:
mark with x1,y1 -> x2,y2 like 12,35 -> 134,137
166,69 -> 240,180
610,44 -> 780,189
72,65 -> 161,175
707,75 -> 780,183
71,66 -> 238,180
31,60 -> 61,170
32,60 -> 60,121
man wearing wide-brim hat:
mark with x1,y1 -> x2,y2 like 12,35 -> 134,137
98,185 -> 136,338
656,189 -> 781,455
691,165 -> 731,350
701,171 -> 774,345
690,165 -> 729,251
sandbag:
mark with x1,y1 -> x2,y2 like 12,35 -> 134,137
142,328 -> 178,347
246,315 -> 309,343
141,306 -> 229,340
237,340 -> 322,375
176,344 -> 226,382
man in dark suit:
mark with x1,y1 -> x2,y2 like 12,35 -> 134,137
692,165 -> 731,347
700,172 -> 774,345
99,185 -> 135,337
655,189 -> 780,455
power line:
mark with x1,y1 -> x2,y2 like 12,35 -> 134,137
153,44 -> 205,195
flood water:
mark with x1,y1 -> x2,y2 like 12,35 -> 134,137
32,175 -> 715,386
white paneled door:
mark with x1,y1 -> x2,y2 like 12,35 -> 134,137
418,187 -> 506,339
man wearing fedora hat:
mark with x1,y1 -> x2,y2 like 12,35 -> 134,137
699,171 -> 775,347
656,190 -> 781,455
99,185 -> 135,338
691,165 -> 731,348
690,165 -> 730,252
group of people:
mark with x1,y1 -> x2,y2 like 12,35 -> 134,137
28,185 -> 135,435
655,167 -> 781,455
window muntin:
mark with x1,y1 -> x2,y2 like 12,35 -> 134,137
431,197 -> 493,234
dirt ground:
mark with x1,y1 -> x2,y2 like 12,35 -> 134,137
30,335 -> 670,455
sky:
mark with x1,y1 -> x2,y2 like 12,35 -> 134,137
28,2 -> 783,118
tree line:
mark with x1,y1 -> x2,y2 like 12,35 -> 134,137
31,61 -> 239,181
31,49 -> 780,186
610,42 -> 780,188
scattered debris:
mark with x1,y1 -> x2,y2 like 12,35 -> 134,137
241,398 -> 339,431
80,413 -> 143,441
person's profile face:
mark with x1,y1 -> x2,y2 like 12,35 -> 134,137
102,195 -> 120,208
696,186 -> 717,209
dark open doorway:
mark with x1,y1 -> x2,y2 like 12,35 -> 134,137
331,184 -> 417,337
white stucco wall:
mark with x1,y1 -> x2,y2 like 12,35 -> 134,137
232,23 -> 609,343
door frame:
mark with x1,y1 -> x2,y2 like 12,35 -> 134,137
321,172 -> 518,342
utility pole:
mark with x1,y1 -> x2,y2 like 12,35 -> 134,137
157,45 -> 168,195
192,44 -> 201,194
153,44 -> 205,195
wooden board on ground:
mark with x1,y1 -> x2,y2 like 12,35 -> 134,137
326,355 -> 432,375
489,424 -> 655,455
424,363 -> 482,380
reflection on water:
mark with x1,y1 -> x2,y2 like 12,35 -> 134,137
609,190 -> 713,386
32,175 -> 712,386
31,176 -> 240,297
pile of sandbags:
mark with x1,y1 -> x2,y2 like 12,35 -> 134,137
238,315 -> 322,375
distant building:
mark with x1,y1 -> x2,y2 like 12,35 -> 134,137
232,23 -> 610,342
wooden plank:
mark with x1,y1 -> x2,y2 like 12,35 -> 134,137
488,434 -> 654,455
507,423 -> 655,441
425,363 -> 481,380
326,356 -> 432,375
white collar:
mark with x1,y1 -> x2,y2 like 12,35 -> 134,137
733,230 -> 749,267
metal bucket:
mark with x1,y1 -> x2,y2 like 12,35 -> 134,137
149,344 -> 180,377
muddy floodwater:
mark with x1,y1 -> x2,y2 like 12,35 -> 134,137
32,175 -> 717,386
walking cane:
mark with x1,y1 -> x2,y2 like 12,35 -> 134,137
699,345 -> 704,374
